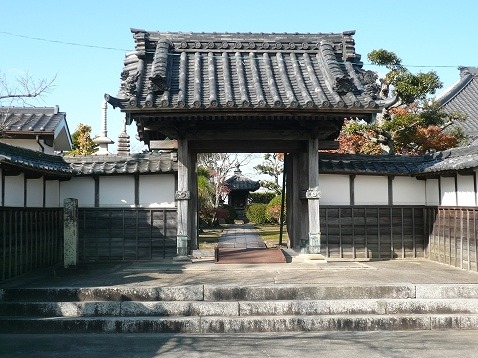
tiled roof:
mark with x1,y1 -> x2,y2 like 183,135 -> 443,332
318,152 -> 425,176
419,145 -> 478,174
437,67 -> 478,143
0,142 -> 71,177
106,30 -> 382,113
0,106 -> 72,151
225,169 -> 260,191
319,145 -> 478,176
63,152 -> 178,175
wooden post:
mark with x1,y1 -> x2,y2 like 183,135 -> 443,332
175,139 -> 191,260
304,137 -> 321,254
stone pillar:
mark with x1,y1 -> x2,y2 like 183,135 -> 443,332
63,198 -> 79,268
303,137 -> 321,254
175,139 -> 191,260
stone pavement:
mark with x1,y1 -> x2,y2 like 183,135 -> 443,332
216,223 -> 266,248
3,331 -> 478,357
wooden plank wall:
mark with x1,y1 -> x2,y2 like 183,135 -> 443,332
320,206 -> 426,259
427,207 -> 478,272
79,208 -> 177,262
0,208 -> 63,281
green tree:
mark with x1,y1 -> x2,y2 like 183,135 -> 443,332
197,166 -> 216,226
67,123 -> 97,155
337,50 -> 466,155
254,153 -> 284,194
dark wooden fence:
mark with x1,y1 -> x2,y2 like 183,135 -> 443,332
427,207 -> 478,272
79,208 -> 177,262
0,208 -> 63,281
320,206 -> 427,259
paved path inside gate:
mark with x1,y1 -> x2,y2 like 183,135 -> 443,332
216,224 -> 266,248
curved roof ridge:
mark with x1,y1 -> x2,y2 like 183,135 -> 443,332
436,67 -> 475,105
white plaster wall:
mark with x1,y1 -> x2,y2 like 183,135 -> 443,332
0,139 -> 54,154
45,180 -> 60,207
440,177 -> 457,206
392,177 -> 426,205
425,179 -> 440,206
60,177 -> 95,207
139,175 -> 176,207
4,174 -> 24,207
26,178 -> 43,207
457,174 -> 476,206
354,175 -> 388,205
99,176 -> 135,207
318,174 -> 350,205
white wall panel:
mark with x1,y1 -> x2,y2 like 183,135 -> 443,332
392,177 -> 426,205
457,174 -> 476,206
26,178 -> 43,207
318,174 -> 350,205
139,175 -> 176,207
45,180 -> 60,207
354,175 -> 388,205
99,176 -> 135,207
60,177 -> 95,207
5,174 -> 24,207
440,177 -> 457,206
425,179 -> 440,206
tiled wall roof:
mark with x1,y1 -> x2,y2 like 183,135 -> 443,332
0,142 -> 71,176
63,152 -> 178,175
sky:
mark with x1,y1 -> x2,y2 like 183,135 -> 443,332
2,0 -> 478,175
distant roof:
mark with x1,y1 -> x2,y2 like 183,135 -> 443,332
63,152 -> 178,175
436,67 -> 478,144
225,166 -> 260,192
106,29 -> 382,113
0,106 -> 73,151
419,145 -> 478,174
0,142 -> 71,177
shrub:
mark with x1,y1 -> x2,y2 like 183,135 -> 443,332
216,204 -> 237,224
245,203 -> 268,224
248,192 -> 276,204
266,195 -> 285,224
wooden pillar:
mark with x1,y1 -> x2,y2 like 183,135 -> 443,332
189,152 -> 198,250
176,138 -> 191,259
288,152 -> 308,250
304,137 -> 321,254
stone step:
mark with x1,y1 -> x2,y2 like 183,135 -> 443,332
2,299 -> 478,318
3,284 -> 478,302
0,286 -> 204,303
1,314 -> 478,333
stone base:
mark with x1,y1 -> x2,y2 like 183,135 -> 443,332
291,253 -> 327,264
172,256 -> 192,263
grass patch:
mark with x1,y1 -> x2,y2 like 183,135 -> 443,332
254,224 -> 288,248
198,226 -> 223,250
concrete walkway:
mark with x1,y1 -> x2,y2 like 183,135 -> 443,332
216,224 -> 266,248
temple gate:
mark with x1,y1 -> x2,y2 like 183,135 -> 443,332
106,29 -> 382,256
